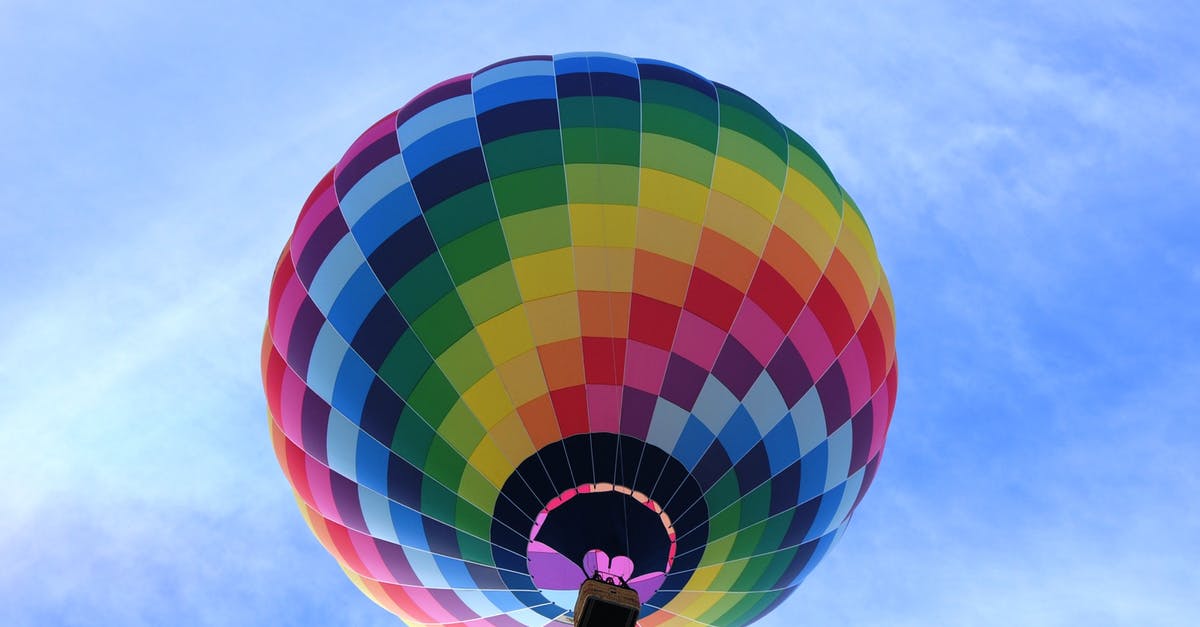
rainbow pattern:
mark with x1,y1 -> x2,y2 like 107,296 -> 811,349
263,53 -> 897,626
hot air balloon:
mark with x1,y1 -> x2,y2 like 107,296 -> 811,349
262,52 -> 897,626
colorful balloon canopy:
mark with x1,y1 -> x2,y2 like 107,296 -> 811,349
263,52 -> 897,626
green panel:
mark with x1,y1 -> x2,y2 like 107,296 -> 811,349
378,331 -> 432,397
483,129 -> 564,178
737,479 -> 772,529
786,128 -> 843,213
439,221 -> 510,285
716,86 -> 788,162
731,553 -> 772,592
703,470 -> 742,517
755,546 -> 798,590
641,80 -> 718,125
421,476 -> 459,524
390,405 -> 436,465
491,166 -> 568,216
729,518 -> 768,561
706,563 -> 749,609
557,97 -> 597,129
454,498 -> 493,540
458,465 -> 499,513
457,532 -> 495,566
707,500 -> 742,542
435,331 -> 493,390
423,437 -> 468,488
437,400 -> 486,452
590,96 -> 640,130
565,163 -> 638,204
642,133 -> 716,186
757,509 -> 793,557
501,206 -> 571,257
561,127 -> 639,166
411,291 -> 473,356
390,255 -> 454,322
424,184 -> 498,245
458,263 -> 521,322
642,103 -> 718,152
405,367 -> 459,426
717,129 -> 787,190
726,590 -> 779,622
698,531 -> 736,567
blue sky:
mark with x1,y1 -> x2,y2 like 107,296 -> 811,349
2,1 -> 1197,625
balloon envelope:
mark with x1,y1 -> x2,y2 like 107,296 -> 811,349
263,52 -> 897,626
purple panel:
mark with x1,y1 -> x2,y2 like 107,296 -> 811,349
816,363 -> 851,434
334,133 -> 401,200
712,339 -> 762,400
619,387 -> 656,440
330,470 -> 368,533
849,401 -> 874,474
300,387 -> 331,465
294,209 -> 350,286
766,339 -> 814,407
660,354 -> 708,411
395,75 -> 473,127
376,540 -> 421,585
285,297 -> 324,378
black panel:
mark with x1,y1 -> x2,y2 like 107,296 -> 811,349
410,147 -> 490,209
385,455 -> 423,509
476,99 -> 561,144
591,432 -> 620,484
769,460 -> 804,516
366,216 -> 437,287
359,378 -> 403,445
781,497 -> 823,548
636,62 -> 717,101
690,443 -> 732,492
563,434 -> 596,485
422,516 -> 462,558
735,441 -> 772,493
350,297 -> 409,370
589,72 -> 640,101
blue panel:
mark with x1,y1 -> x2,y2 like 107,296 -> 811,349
716,404 -> 760,463
339,153 -> 409,225
433,554 -> 476,588
354,430 -> 391,496
396,94 -> 474,148
804,481 -> 843,543
798,440 -> 828,504
388,501 -> 430,550
764,411 -> 802,474
352,183 -> 421,254
325,410 -> 360,480
473,75 -> 556,112
472,59 -> 554,91
402,118 -> 481,176
330,350 -> 374,424
671,415 -> 715,470
327,263 -> 385,336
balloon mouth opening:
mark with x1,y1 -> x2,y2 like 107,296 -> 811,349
526,483 -> 676,603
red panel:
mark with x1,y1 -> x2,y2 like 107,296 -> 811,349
807,276 -> 855,353
683,269 -> 743,331
582,337 -> 627,385
747,262 -> 806,331
628,294 -> 681,350
856,310 -> 887,393
551,385 -> 589,437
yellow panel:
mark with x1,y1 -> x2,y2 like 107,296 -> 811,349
511,247 -> 575,300
703,191 -> 772,252
711,156 -> 782,220
486,411 -> 536,466
468,437 -> 513,485
461,371 -> 514,429
681,563 -> 720,593
496,349 -> 548,407
680,590 -> 724,621
783,169 -> 841,236
775,195 -> 838,266
569,203 -> 638,247
574,246 -> 634,292
524,292 -> 581,344
476,305 -> 535,364
635,207 -> 702,263
639,168 -> 708,224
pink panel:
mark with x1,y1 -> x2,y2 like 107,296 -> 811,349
729,300 -> 785,365
304,455 -> 340,525
624,341 -> 669,393
789,308 -> 836,381
586,384 -> 622,433
838,336 -> 872,414
673,311 -> 725,369
270,275 -> 307,358
290,182 -> 339,261
279,367 -> 308,444
348,527 -> 395,583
